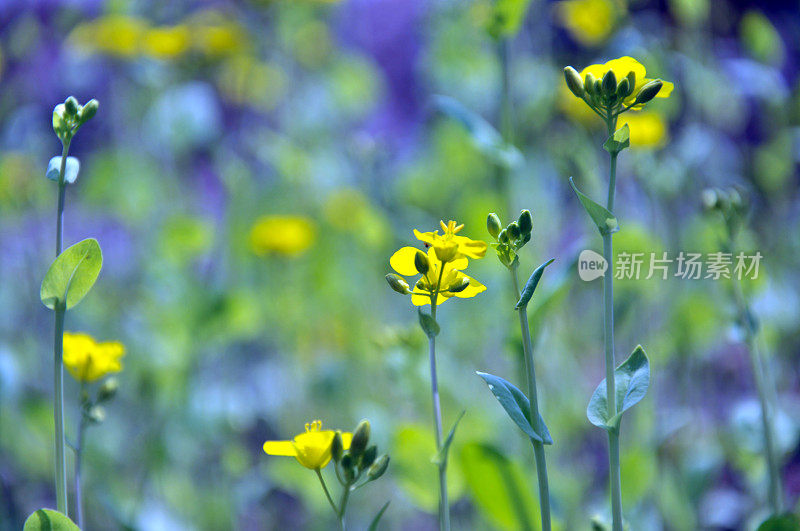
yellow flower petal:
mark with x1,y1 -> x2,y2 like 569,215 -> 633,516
263,440 -> 297,457
390,246 -> 424,276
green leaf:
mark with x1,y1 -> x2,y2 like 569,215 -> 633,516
515,258 -> 555,310
603,123 -> 630,154
476,372 -> 552,444
417,309 -> 440,338
46,156 -> 80,184
570,177 -> 619,235
587,345 -> 650,431
485,0 -> 533,40
459,443 -> 541,531
23,509 -> 80,531
432,95 -> 523,169
41,238 -> 103,310
433,410 -> 465,468
367,501 -> 391,531
757,514 -> 800,531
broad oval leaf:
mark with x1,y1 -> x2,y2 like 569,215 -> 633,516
587,345 -> 650,431
516,258 -> 555,310
570,177 -> 620,236
417,309 -> 440,338
23,509 -> 80,531
41,239 -> 103,310
46,156 -> 80,184
432,95 -> 523,169
476,371 -> 552,444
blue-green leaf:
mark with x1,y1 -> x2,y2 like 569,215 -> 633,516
417,309 -> 440,338
46,156 -> 80,184
368,501 -> 391,531
587,346 -> 650,431
516,258 -> 555,310
23,509 -> 80,531
570,177 -> 619,235
433,410 -> 465,468
40,239 -> 103,310
476,371 -> 552,444
432,95 -> 523,169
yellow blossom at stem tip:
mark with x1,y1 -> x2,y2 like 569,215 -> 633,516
413,220 -> 488,263
263,420 -> 353,470
390,246 -> 486,306
62,332 -> 125,383
579,56 -> 674,109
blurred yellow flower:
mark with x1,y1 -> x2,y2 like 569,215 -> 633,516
617,112 -> 667,147
143,25 -> 191,59
250,215 -> 316,257
63,332 -> 125,383
413,220 -> 488,263
580,56 -> 674,110
187,11 -> 248,57
555,0 -> 618,46
390,246 -> 486,306
217,56 -> 287,110
263,420 -> 352,470
70,15 -> 147,58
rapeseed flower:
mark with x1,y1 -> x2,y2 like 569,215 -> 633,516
249,215 -> 316,257
413,220 -> 488,263
578,57 -> 673,109
63,332 -> 125,383
263,420 -> 352,470
555,0 -> 618,46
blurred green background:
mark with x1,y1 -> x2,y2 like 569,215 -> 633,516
1,0 -> 799,529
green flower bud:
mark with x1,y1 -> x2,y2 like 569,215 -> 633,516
564,66 -> 584,97
626,71 -> 636,94
415,278 -> 430,291
602,70 -> 617,97
88,405 -> 105,424
507,221 -> 521,240
446,277 -> 470,293
517,209 -> 532,235
350,420 -> 370,458
80,99 -> 99,122
498,228 -> 509,244
615,78 -> 630,99
584,73 -> 597,95
386,274 -> 410,295
367,454 -> 390,481
593,79 -> 603,97
341,454 -> 356,482
64,96 -> 79,116
97,377 -> 119,402
486,212 -> 502,240
634,80 -> 663,105
52,104 -> 69,137
360,445 -> 377,469
414,251 -> 429,275
331,431 -> 344,463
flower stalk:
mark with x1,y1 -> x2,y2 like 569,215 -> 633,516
428,267 -> 449,531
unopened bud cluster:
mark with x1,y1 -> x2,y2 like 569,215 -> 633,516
702,186 -> 748,237
487,210 -> 533,267
564,66 -> 663,115
332,420 -> 390,488
81,376 -> 119,425
52,96 -> 99,145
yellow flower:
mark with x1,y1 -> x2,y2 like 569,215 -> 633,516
413,220 -> 488,263
249,215 -> 316,257
263,420 -> 353,470
62,333 -> 125,383
142,25 -> 191,59
389,246 -> 486,306
617,112 -> 667,148
579,56 -> 674,109
555,0 -> 618,47
69,15 -> 148,58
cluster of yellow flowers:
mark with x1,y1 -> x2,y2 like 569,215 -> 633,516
62,332 -> 125,383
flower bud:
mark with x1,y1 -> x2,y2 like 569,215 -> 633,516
331,431 -> 344,462
415,278 -> 430,291
80,99 -> 99,122
517,209 -> 532,235
602,70 -> 617,97
360,445 -> 377,469
414,251 -> 429,275
350,420 -> 370,458
564,66 -> 584,97
97,377 -> 119,402
386,274 -> 410,295
434,242 -> 458,263
584,73 -> 597,96
626,71 -> 636,93
52,104 -> 69,137
447,277 -> 470,293
367,454 -> 390,481
498,228 -> 509,244
341,454 -> 356,482
507,221 -> 521,240
486,213 -> 502,240
615,78 -> 630,99
64,96 -> 79,116
88,405 -> 106,423
634,80 -> 663,105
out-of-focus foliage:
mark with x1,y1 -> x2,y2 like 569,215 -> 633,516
0,0 -> 799,529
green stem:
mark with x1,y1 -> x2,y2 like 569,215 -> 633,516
75,400 -> 88,528
56,140 -> 70,256
315,469 -> 339,517
603,113 -> 623,531
338,483 -> 351,531
53,303 -> 68,516
428,266 -> 449,531
510,265 -> 551,531
732,279 -> 782,514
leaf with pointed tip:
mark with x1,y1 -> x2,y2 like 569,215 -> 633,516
417,309 -> 439,338
23,509 -> 80,531
516,259 -> 554,310
433,410 -> 465,468
41,239 -> 103,310
570,177 -> 619,235
603,124 -> 630,154
46,156 -> 80,184
587,346 -> 650,431
368,501 -> 391,531
476,372 -> 552,444
432,95 -> 523,169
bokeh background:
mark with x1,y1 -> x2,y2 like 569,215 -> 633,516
1,0 -> 799,529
